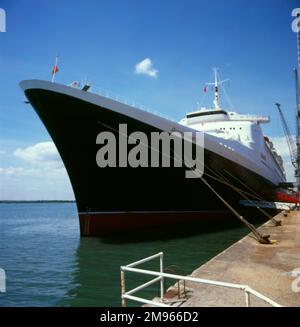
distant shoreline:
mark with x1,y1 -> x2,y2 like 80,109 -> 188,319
0,200 -> 76,203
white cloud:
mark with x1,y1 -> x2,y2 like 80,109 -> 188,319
135,58 -> 158,78
0,166 -> 66,178
0,167 -> 25,175
14,141 -> 62,168
0,166 -> 74,200
270,136 -> 293,158
0,142 -> 74,200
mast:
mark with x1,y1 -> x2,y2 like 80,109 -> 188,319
213,68 -> 220,109
51,56 -> 59,83
297,14 -> 300,69
206,68 -> 229,110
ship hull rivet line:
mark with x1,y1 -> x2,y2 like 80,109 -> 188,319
200,176 -> 271,244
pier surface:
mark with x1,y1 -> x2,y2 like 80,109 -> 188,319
166,210 -> 300,306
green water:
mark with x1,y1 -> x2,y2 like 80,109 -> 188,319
0,203 -> 264,307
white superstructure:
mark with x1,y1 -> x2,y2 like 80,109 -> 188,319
179,69 -> 285,184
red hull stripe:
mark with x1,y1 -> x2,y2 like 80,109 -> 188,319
275,192 -> 299,204
79,211 -> 236,236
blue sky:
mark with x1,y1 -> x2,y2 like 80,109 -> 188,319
0,0 -> 299,200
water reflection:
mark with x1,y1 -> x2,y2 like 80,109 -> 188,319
63,212 -> 268,307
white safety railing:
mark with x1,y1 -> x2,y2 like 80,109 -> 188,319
88,85 -> 176,122
120,252 -> 282,307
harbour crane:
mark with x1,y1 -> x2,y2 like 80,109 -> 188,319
275,102 -> 298,179
294,9 -> 300,193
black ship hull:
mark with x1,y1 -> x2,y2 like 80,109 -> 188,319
21,81 -> 281,236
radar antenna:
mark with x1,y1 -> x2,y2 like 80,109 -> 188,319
205,68 -> 229,109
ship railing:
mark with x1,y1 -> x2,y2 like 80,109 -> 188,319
120,252 -> 282,307
230,114 -> 270,123
87,85 -> 176,122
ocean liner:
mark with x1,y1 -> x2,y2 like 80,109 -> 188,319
20,69 -> 297,236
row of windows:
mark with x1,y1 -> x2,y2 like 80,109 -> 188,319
220,127 -> 243,131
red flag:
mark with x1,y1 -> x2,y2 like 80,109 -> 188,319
52,64 -> 59,75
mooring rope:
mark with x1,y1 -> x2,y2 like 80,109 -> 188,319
199,176 -> 270,244
210,168 -> 281,226
223,169 -> 265,201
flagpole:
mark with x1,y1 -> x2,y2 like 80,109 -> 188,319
51,56 -> 58,83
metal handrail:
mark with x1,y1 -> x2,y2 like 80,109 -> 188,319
87,85 -> 176,122
120,252 -> 282,307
